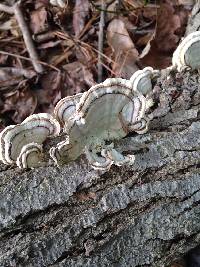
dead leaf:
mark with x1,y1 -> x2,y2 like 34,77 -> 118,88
141,44 -> 172,69
63,61 -> 95,95
30,6 -> 48,34
34,31 -> 56,43
170,263 -> 185,267
155,3 -> 181,52
0,18 -> 17,31
0,54 -> 9,65
138,32 -> 155,59
73,0 -> 89,37
140,1 -> 183,69
50,0 -> 66,8
35,0 -> 49,9
2,88 -> 37,123
107,18 -> 139,79
0,67 -> 36,89
75,44 -> 96,66
40,71 -> 62,101
0,46 -> 22,69
143,6 -> 158,20
8,17 -> 21,37
35,71 -> 62,113
76,191 -> 96,202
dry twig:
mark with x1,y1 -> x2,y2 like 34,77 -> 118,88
0,1 -> 44,73
13,2 -> 44,73
97,0 -> 105,82
0,4 -> 13,14
0,50 -> 60,72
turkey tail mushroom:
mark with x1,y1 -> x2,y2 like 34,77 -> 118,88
54,93 -> 82,127
172,31 -> 200,71
16,143 -> 43,169
130,67 -> 160,96
50,78 -> 150,170
0,113 -> 60,168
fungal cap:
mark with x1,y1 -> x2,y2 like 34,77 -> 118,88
50,137 -> 83,165
85,147 -> 113,171
172,31 -> 200,71
0,113 -> 60,165
54,93 -> 82,126
130,67 -> 159,95
16,142 -> 43,169
76,78 -> 135,116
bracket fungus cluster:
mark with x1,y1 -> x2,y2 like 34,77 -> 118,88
3,27 -> 200,173
50,68 -> 158,171
0,32 -> 199,171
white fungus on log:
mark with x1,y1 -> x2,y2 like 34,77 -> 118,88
54,93 -> 82,127
172,31 -> 200,71
130,67 -> 159,96
0,66 -> 160,170
0,113 -> 60,168
16,142 -> 43,169
50,77 -> 152,171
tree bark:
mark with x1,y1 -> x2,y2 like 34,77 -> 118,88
0,68 -> 200,267
1,5 -> 200,267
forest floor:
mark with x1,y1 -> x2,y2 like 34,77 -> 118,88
0,0 -> 194,126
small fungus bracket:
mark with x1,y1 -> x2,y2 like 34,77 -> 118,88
130,67 -> 160,96
172,31 -> 200,72
0,113 -> 60,168
16,142 -> 43,169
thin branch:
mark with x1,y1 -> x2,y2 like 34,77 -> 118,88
0,2 -> 44,73
97,0 -> 105,83
0,50 -> 60,72
89,0 -> 117,13
13,2 -> 44,73
55,31 -> 116,64
89,0 -> 159,14
0,3 -> 14,14
33,31 -> 56,43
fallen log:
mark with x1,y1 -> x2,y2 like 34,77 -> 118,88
0,66 -> 200,267
2,2 -> 200,266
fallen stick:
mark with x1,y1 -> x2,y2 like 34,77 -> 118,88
13,2 -> 44,73
97,0 -> 105,83
0,3 -> 13,14
0,1 -> 44,73
0,50 -> 59,72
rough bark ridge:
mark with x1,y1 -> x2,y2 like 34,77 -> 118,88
0,68 -> 200,267
2,7 -> 200,267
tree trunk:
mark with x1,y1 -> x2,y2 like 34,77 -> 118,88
1,5 -> 200,267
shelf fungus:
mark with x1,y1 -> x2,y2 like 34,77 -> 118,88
0,113 -> 60,168
172,31 -> 200,71
54,93 -> 82,127
130,67 -> 159,96
50,77 -> 151,171
16,143 -> 43,169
